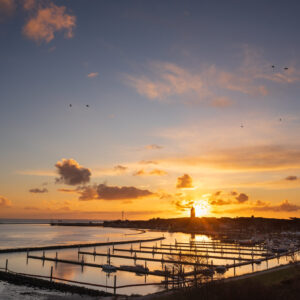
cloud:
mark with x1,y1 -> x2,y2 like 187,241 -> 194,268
76,184 -> 154,201
139,160 -> 158,165
114,165 -> 127,172
208,190 -> 249,206
0,0 -> 15,22
253,200 -> 300,212
124,48 -> 277,106
22,0 -> 35,11
22,2 -> 76,43
29,188 -> 48,193
160,145 -> 300,171
87,72 -> 99,78
213,199 -> 300,214
24,206 -> 40,211
236,193 -> 249,203
133,169 -> 167,176
77,185 -> 98,201
0,196 -> 11,207
97,184 -> 153,200
145,144 -> 163,150
210,97 -> 233,108
55,158 -> 91,186
285,175 -> 298,181
176,174 -> 193,189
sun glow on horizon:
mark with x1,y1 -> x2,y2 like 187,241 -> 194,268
193,197 -> 211,217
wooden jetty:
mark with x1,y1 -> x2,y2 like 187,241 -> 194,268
141,246 -> 264,257
0,237 -> 165,254
78,250 -> 215,267
27,254 -> 168,277
112,248 -> 254,261
162,243 -> 266,253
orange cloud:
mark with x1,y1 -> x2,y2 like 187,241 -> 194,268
0,196 -> 11,207
87,72 -> 99,78
145,144 -> 163,150
22,0 -> 35,11
22,2 -> 76,43
133,168 -> 167,176
176,174 -> 193,189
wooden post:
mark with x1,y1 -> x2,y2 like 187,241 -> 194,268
113,275 -> 117,295
172,266 -> 175,289
50,266 -> 53,282
194,265 -> 197,287
5,259 -> 8,272
234,258 -> 236,276
43,251 -> 45,259
55,252 -> 58,261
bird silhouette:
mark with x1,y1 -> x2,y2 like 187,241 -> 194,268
69,104 -> 72,107
240,124 -> 244,128
271,65 -> 275,69
284,67 -> 288,70
86,104 -> 89,108
279,118 -> 282,122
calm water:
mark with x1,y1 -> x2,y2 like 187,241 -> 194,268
0,223 -> 299,296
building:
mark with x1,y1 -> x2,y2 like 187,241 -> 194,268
191,206 -> 195,218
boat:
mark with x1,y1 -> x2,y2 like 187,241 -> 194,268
201,268 -> 215,276
101,264 -> 117,273
215,265 -> 227,274
120,264 -> 149,273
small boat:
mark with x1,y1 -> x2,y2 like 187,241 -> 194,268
101,264 -> 117,273
254,259 -> 261,265
201,268 -> 215,276
120,264 -> 149,273
215,265 -> 227,274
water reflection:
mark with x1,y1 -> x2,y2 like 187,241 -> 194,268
0,225 -> 299,296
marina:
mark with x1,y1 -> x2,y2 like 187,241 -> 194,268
0,223 -> 299,296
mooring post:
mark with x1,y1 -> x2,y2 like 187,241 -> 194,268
140,242 -> 141,250
194,265 -> 197,287
107,248 -> 111,265
55,252 -> 58,261
113,275 -> 117,295
50,266 -> 53,282
172,266 -> 175,289
43,251 -> 45,259
234,258 -> 236,276
5,259 -> 8,272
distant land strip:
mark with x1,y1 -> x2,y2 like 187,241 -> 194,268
0,236 -> 165,254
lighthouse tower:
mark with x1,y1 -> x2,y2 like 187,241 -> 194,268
190,206 -> 195,218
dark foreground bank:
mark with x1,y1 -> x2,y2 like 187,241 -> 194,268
0,270 -> 113,298
149,264 -> 300,300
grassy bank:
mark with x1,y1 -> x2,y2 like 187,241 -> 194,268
151,264 -> 300,300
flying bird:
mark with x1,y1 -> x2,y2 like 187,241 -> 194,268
240,124 -> 244,128
279,118 -> 282,122
284,67 -> 289,70
86,104 -> 90,108
271,65 -> 275,69
69,104 -> 72,107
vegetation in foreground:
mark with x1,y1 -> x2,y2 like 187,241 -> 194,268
154,265 -> 300,300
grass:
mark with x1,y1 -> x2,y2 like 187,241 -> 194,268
152,264 -> 300,300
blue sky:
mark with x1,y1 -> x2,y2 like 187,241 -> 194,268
1,0 -> 300,219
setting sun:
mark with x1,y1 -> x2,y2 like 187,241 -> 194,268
194,199 -> 211,217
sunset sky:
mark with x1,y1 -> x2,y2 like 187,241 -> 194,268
1,0 -> 300,220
